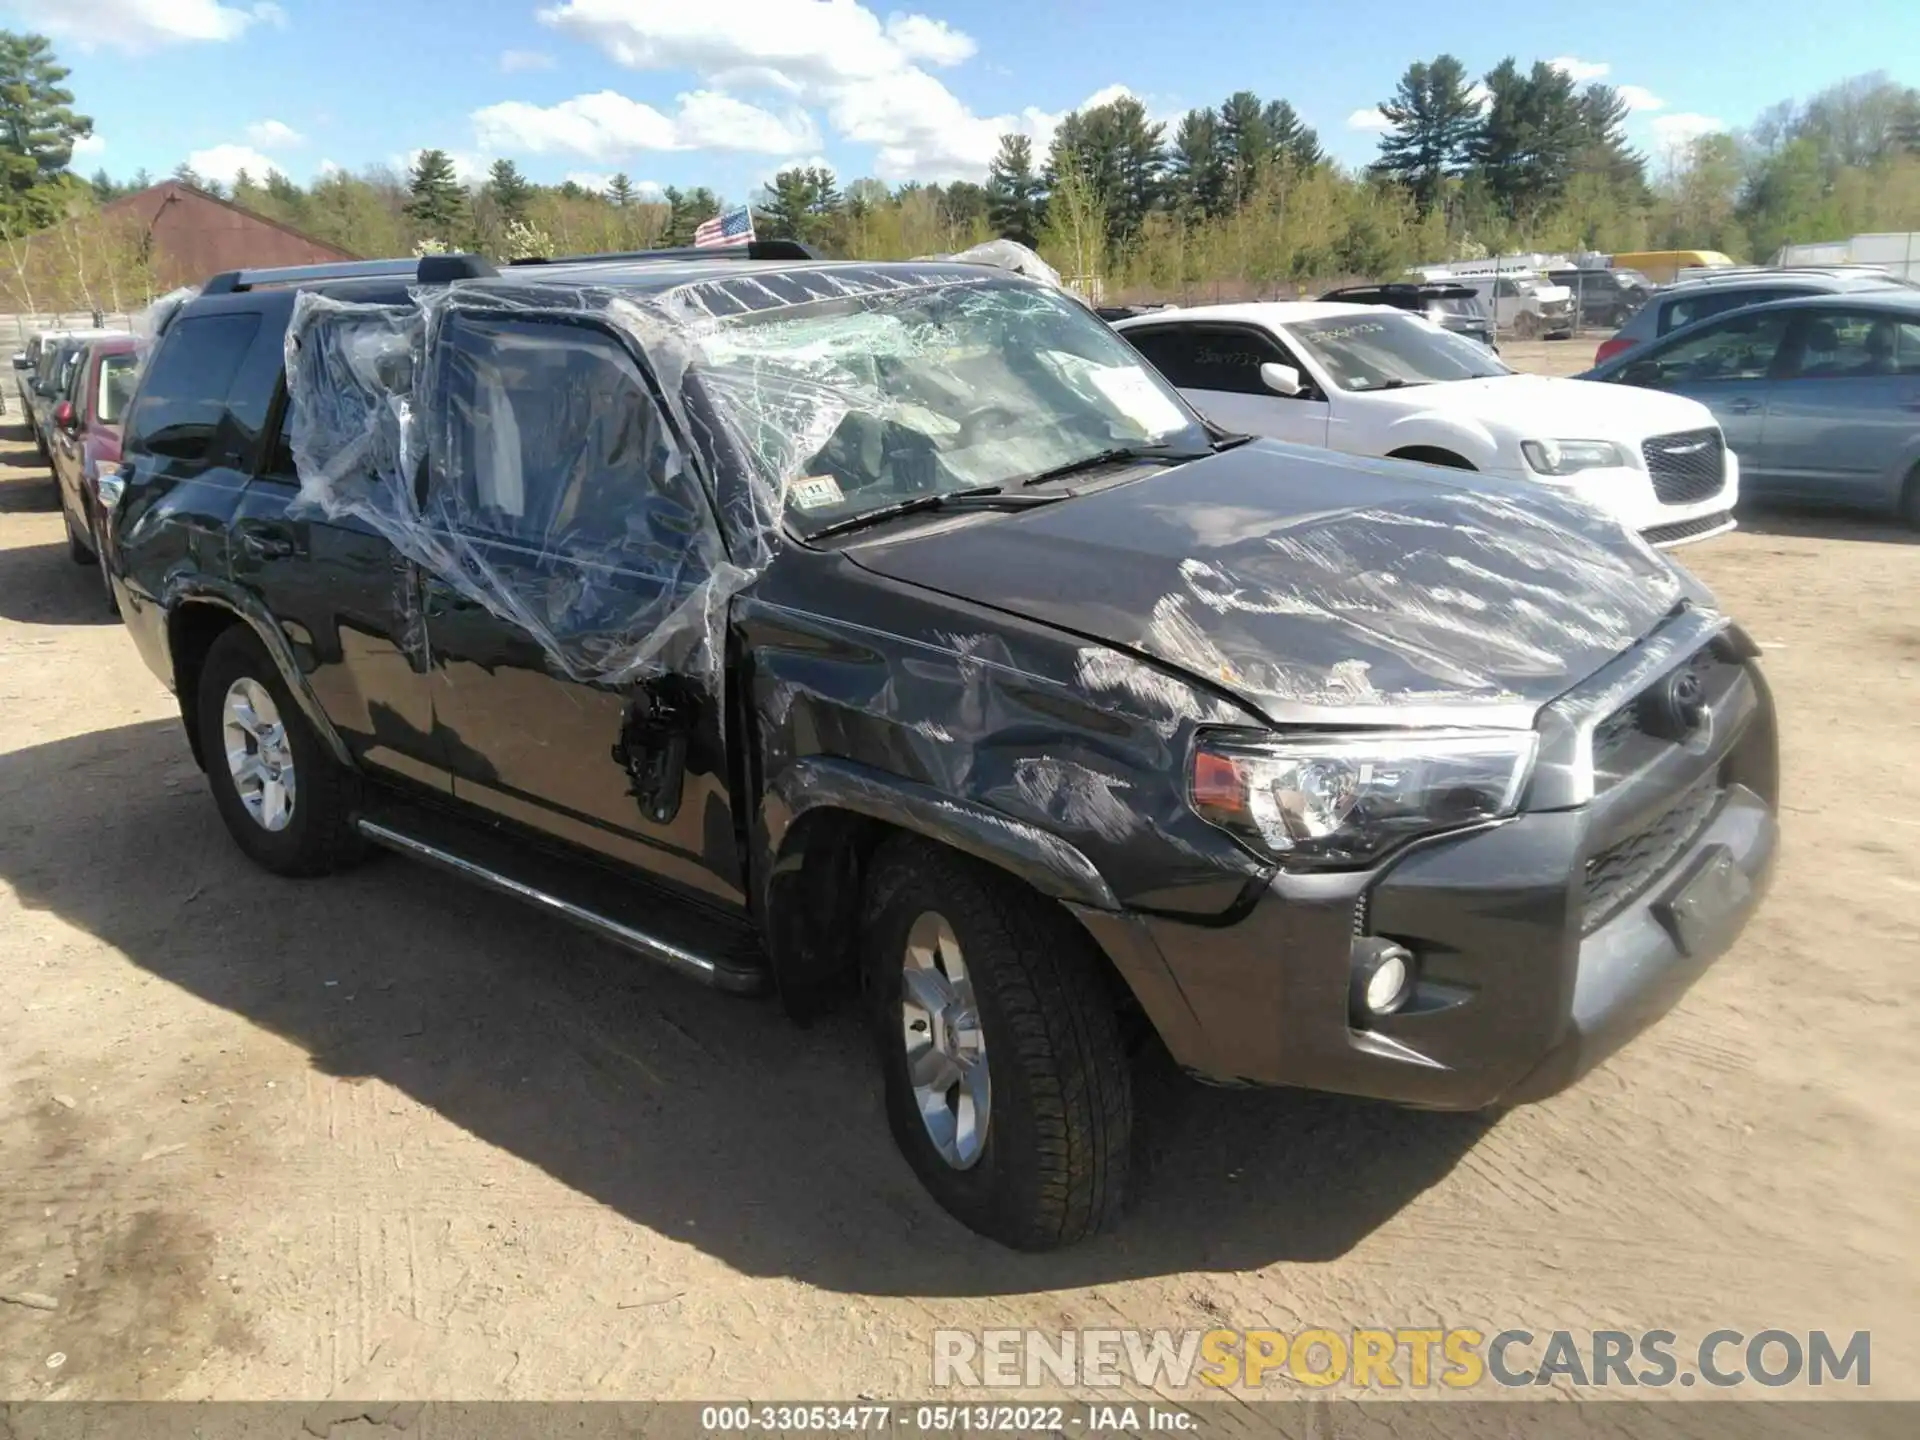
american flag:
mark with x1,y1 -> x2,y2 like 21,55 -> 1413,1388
693,204 -> 755,248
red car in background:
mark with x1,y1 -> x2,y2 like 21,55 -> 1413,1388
49,334 -> 136,602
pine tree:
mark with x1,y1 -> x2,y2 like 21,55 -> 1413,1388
986,133 -> 1044,246
1373,54 -> 1480,214
1262,99 -> 1322,171
485,158 -> 533,223
406,149 -> 468,242
1168,108 -> 1230,217
1046,96 -> 1163,251
0,30 -> 90,230
1218,91 -> 1270,203
607,172 -> 636,207
759,167 -> 813,240
1469,59 -> 1584,219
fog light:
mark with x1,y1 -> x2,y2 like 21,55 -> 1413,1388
1350,937 -> 1417,1025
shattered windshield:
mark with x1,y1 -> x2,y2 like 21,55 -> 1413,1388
690,279 -> 1211,537
1289,312 -> 1513,391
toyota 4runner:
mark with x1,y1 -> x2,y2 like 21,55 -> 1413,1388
102,248 -> 1780,1250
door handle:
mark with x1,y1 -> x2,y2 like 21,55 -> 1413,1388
235,527 -> 297,560
1724,397 -> 1761,414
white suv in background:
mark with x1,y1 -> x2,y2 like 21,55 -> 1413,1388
1114,301 -> 1739,548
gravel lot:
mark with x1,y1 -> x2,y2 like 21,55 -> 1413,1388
2,387 -> 1917,1402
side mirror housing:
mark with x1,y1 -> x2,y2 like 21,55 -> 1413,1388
1260,361 -> 1304,397
11,352 -> 26,370
53,400 -> 75,431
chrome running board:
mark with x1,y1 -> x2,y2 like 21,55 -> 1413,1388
354,817 -> 767,994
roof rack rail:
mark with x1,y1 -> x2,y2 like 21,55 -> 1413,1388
506,238 -> 820,268
201,254 -> 498,295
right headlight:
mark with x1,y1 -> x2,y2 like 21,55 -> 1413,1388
1189,729 -> 1538,869
1521,438 -> 1630,476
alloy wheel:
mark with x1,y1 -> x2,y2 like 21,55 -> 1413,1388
900,911 -> 992,1169
221,677 -> 297,832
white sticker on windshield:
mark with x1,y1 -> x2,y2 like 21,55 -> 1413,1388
788,474 -> 846,510
1088,365 -> 1189,436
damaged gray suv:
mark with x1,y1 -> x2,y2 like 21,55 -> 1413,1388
103,247 -> 1780,1250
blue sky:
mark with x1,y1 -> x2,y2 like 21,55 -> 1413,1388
15,0 -> 1920,203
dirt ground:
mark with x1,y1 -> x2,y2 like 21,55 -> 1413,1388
2,393 -> 1917,1404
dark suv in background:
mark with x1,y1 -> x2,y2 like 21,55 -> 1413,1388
1548,266 -> 1653,330
1318,282 -> 1497,349
103,249 -> 1779,1249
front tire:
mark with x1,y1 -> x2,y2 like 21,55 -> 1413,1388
864,839 -> 1132,1250
1514,311 -> 1541,340
1901,464 -> 1920,531
196,626 -> 364,877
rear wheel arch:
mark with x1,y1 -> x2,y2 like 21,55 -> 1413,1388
169,602 -> 249,770
166,597 -> 352,773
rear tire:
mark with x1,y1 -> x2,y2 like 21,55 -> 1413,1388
196,626 -> 365,877
864,838 -> 1132,1250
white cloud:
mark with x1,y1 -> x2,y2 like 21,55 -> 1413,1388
317,158 -> 342,177
1616,84 -> 1666,113
245,118 -> 304,149
1548,56 -> 1610,83
1347,106 -> 1391,132
538,0 -> 974,84
1650,112 -> 1728,151
1466,80 -> 1493,111
883,14 -> 975,67
500,49 -> 558,72
73,132 -> 107,156
536,0 -> 1029,179
12,0 -> 286,50
473,89 -> 817,159
564,170 -> 617,191
186,143 -> 283,185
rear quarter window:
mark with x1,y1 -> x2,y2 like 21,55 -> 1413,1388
125,312 -> 264,463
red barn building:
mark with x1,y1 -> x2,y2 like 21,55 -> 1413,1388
100,180 -> 356,284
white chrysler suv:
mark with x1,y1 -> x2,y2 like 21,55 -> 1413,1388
1114,301 -> 1738,548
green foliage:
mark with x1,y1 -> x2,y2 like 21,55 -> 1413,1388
607,172 -> 636,207
405,149 -> 468,243
485,158 -> 534,223
986,134 -> 1043,246
1168,109 -> 1229,218
1046,94 -> 1165,249
756,165 -> 840,244
0,29 -> 90,234
1372,55 -> 1480,212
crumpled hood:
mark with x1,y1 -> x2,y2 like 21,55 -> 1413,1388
847,440 -> 1686,726
1373,373 -> 1713,443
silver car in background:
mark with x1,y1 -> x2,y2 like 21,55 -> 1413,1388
1581,291 -> 1920,527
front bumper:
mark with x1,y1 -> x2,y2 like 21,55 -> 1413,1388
1491,450 -> 1740,548
1079,614 -> 1779,1110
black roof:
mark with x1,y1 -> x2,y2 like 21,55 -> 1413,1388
181,245 -> 1032,326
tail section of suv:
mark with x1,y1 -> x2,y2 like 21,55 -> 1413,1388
1595,267 -> 1911,366
1317,283 -> 1497,350
103,249 -> 1780,1249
